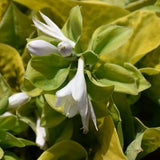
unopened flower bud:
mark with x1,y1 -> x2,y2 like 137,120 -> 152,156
36,118 -> 47,150
27,40 -> 58,56
57,41 -> 73,57
8,93 -> 30,108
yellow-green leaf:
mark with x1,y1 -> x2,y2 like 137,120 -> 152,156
93,115 -> 127,160
38,140 -> 88,160
136,46 -> 160,75
0,43 -> 24,91
100,10 -> 160,65
0,147 -> 4,159
13,0 -> 129,50
21,78 -> 42,97
0,0 -> 9,21
126,0 -> 157,11
0,3 -> 33,50
0,73 -> 12,98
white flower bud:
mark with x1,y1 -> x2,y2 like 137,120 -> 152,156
8,93 -> 30,108
57,41 -> 73,57
36,118 -> 47,150
27,40 -> 58,56
1,112 -> 13,117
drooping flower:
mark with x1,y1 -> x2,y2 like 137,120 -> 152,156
28,12 -> 75,57
8,92 -> 30,108
55,57 -> 98,133
36,118 -> 47,150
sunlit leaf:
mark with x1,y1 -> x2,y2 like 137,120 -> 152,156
126,118 -> 160,160
136,46 -> 160,75
86,70 -> 114,102
13,0 -> 129,50
141,5 -> 160,12
0,147 -> 4,159
82,50 -> 99,65
93,63 -> 138,95
138,128 -> 160,159
38,140 -> 88,160
93,115 -> 127,160
100,10 -> 160,65
126,0 -> 157,11
124,63 -> 151,92
0,74 -> 12,98
0,0 -> 9,22
21,78 -> 42,97
0,2 -> 33,50
0,43 -> 24,91
25,54 -> 71,91
44,93 -> 64,114
62,5 -> 82,43
88,24 -> 133,55
108,98 -> 123,148
77,0 -> 126,7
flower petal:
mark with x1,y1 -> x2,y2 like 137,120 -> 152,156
88,97 -> 98,131
8,92 -> 30,108
72,58 -> 86,101
79,96 -> 89,133
33,17 -> 65,41
72,77 -> 86,101
56,79 -> 73,98
36,118 -> 47,149
64,95 -> 79,117
39,12 -> 64,37
27,40 -> 58,56
55,96 -> 67,107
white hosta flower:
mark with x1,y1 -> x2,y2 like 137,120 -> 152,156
28,12 -> 75,57
36,118 -> 47,150
27,40 -> 73,57
55,57 -> 98,133
27,40 -> 58,56
33,12 -> 75,48
8,92 -> 30,108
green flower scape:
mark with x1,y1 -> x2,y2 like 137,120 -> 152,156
1,0 -> 160,159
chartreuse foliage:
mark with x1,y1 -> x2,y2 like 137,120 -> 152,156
0,43 -> 24,91
38,140 -> 88,160
0,2 -> 33,51
1,0 -> 160,159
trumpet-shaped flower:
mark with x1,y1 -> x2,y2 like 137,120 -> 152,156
55,57 -> 98,133
33,12 -> 75,48
8,92 -> 30,108
36,118 -> 47,150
